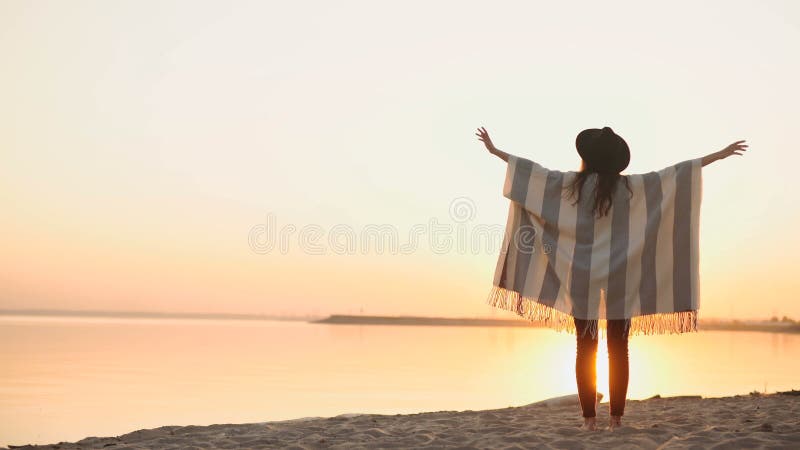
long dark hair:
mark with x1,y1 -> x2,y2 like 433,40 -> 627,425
566,163 -> 632,218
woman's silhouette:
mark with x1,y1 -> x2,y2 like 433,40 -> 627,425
476,126 -> 747,431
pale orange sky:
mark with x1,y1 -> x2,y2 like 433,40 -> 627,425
1,1 -> 799,320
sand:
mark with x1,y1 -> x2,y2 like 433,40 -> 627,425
3,392 -> 798,449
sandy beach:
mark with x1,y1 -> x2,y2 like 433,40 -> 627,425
4,391 -> 798,449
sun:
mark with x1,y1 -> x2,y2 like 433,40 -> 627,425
596,340 -> 611,401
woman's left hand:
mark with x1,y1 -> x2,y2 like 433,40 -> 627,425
476,126 -> 510,162
475,126 -> 497,153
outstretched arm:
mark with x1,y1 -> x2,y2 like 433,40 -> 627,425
476,126 -> 509,162
702,140 -> 748,167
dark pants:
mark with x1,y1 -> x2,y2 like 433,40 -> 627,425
574,318 -> 631,418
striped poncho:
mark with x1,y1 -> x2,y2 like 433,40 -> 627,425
487,153 -> 703,339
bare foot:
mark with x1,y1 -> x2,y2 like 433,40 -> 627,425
580,417 -> 597,431
609,415 -> 623,431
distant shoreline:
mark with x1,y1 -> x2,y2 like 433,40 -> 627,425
312,314 -> 530,327
0,309 -> 317,322
311,314 -> 800,334
2,309 -> 798,334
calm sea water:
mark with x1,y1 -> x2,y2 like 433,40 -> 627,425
1,315 -> 799,447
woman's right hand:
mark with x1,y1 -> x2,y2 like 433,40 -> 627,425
702,140 -> 749,166
718,140 -> 749,159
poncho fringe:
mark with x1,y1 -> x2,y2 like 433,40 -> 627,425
486,285 -> 698,339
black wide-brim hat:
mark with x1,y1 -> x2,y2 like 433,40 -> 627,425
575,126 -> 630,173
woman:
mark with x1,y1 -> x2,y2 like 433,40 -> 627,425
476,126 -> 747,431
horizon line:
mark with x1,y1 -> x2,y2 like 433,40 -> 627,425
0,308 -> 794,324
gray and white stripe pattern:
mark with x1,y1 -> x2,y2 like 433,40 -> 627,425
492,154 -> 702,323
